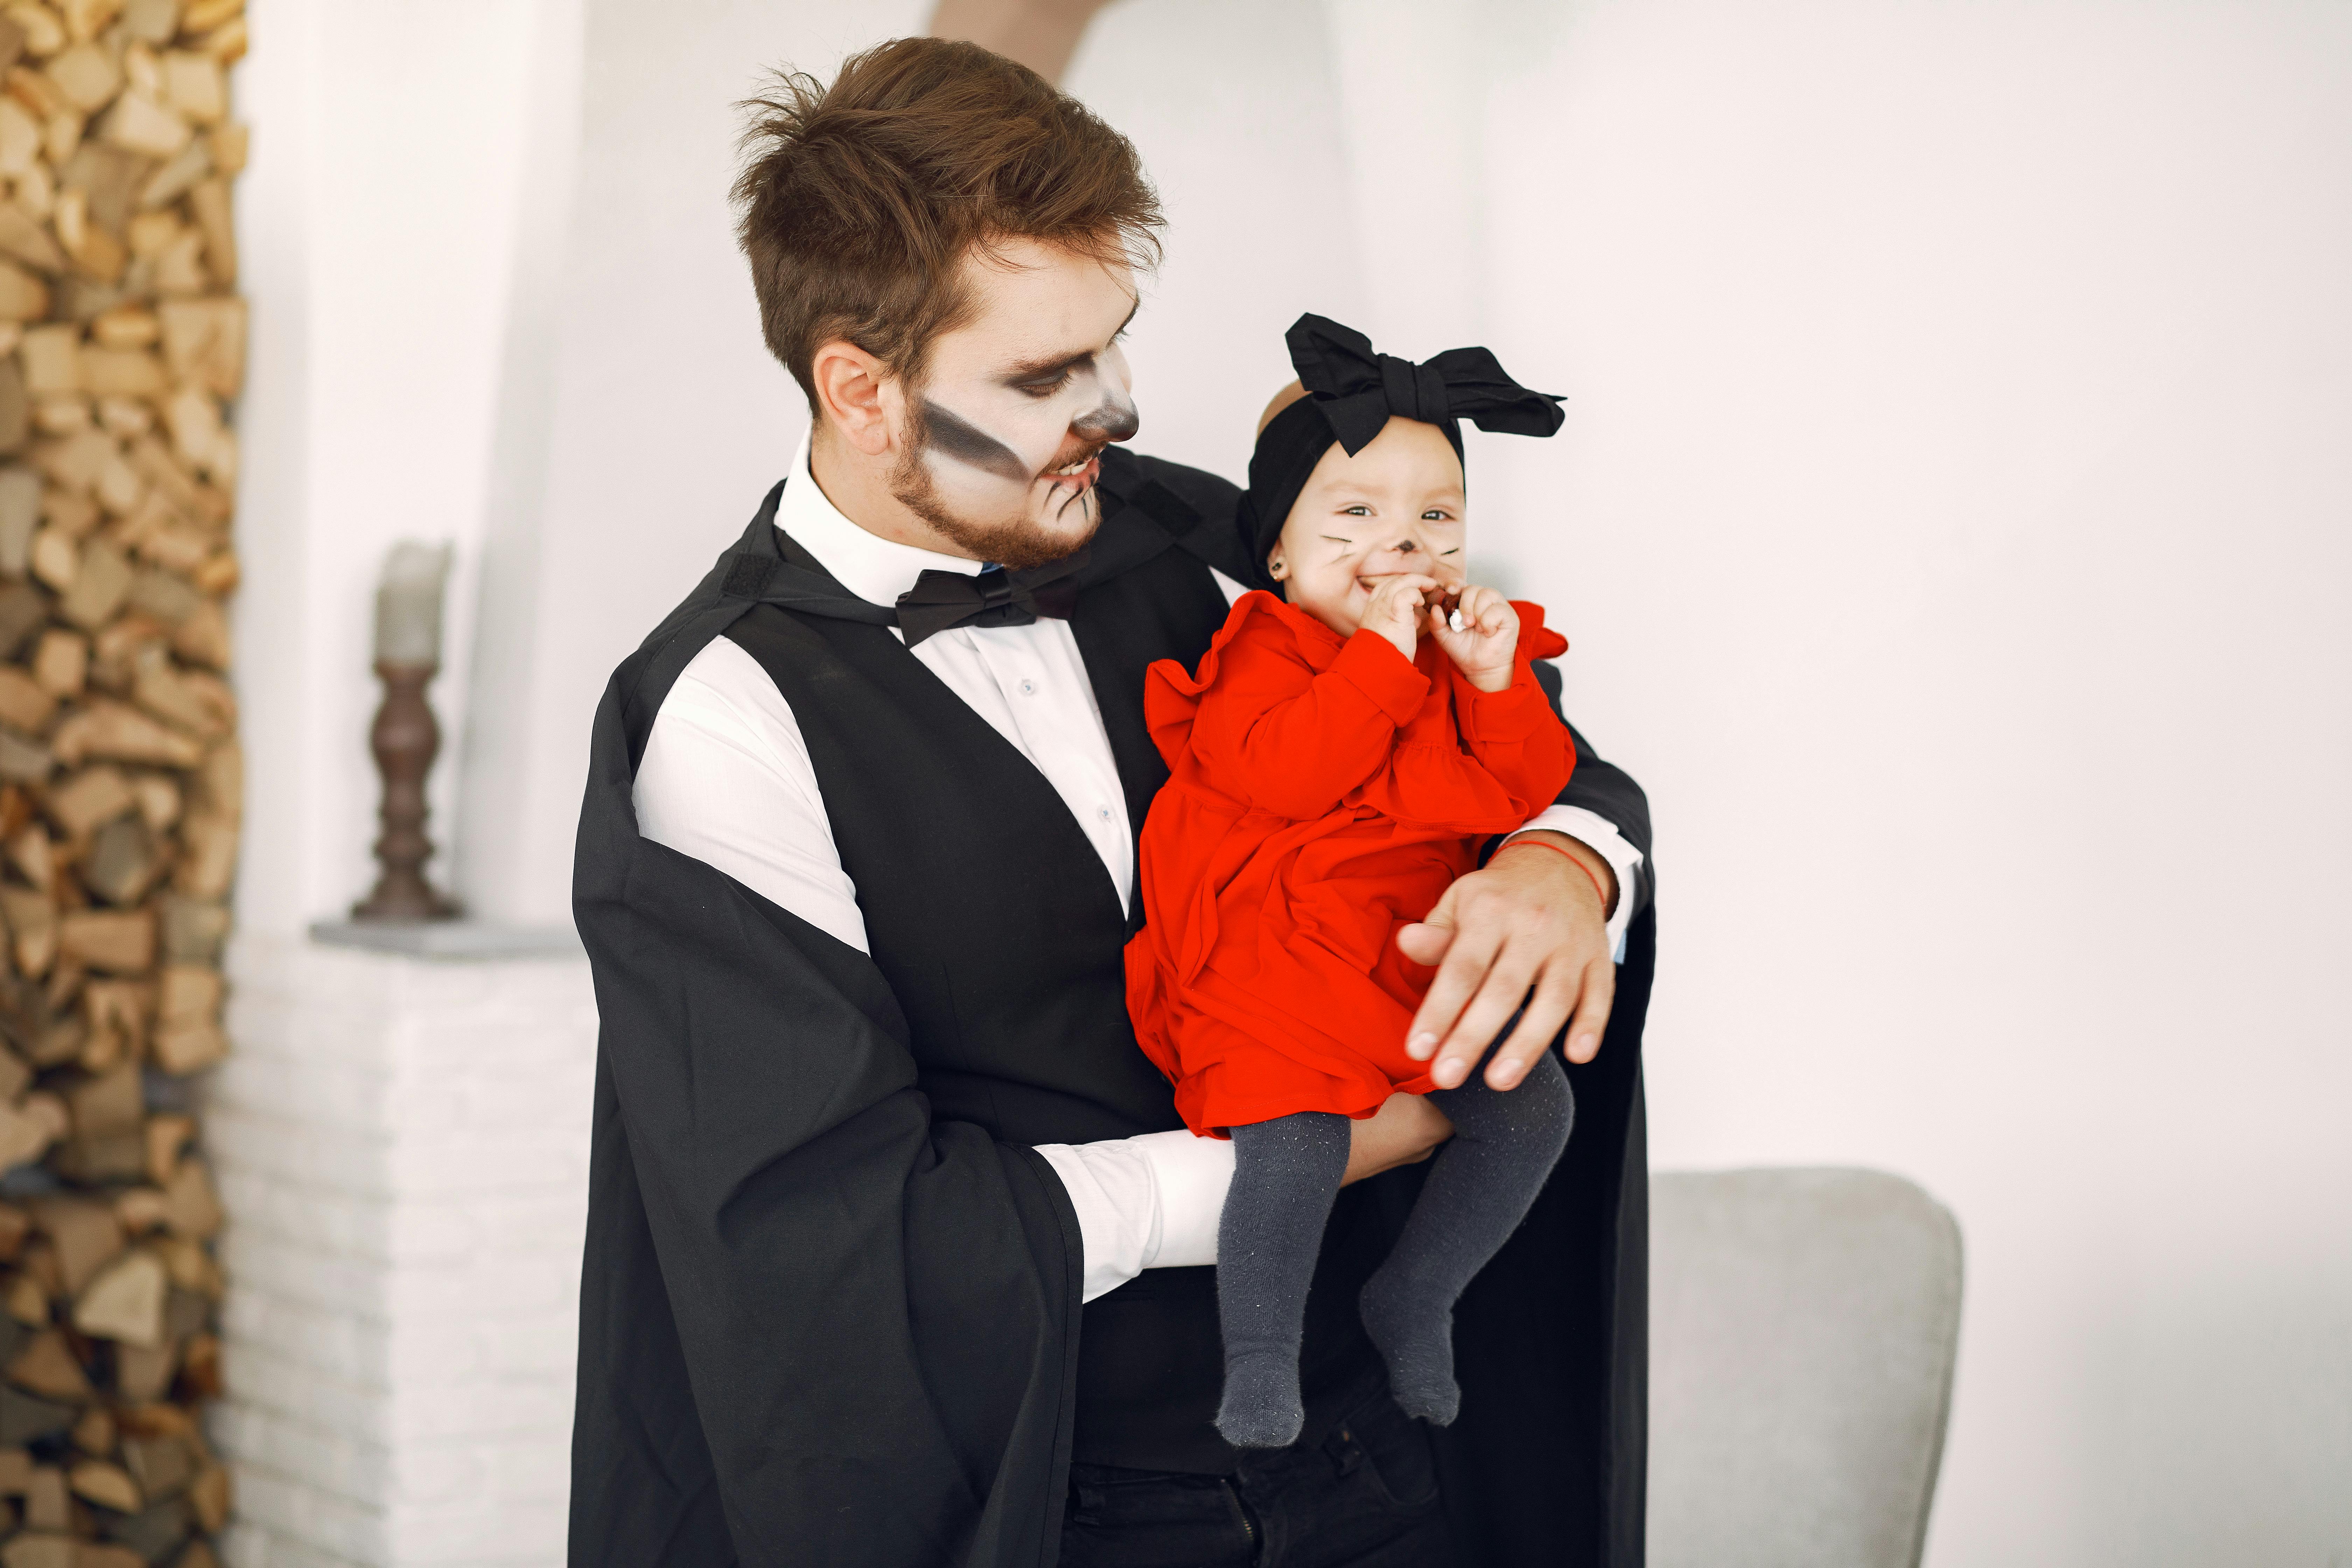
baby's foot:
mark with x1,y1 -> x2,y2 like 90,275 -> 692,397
1216,1348 -> 1305,1448
1359,1274 -> 1462,1426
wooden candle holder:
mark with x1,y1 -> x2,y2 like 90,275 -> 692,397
352,660 -> 462,922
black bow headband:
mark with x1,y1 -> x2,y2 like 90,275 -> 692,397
1238,314 -> 1563,588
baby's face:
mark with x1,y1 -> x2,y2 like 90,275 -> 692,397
1270,416 -> 1468,636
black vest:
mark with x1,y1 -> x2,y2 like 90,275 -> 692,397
724,479 -> 1387,1472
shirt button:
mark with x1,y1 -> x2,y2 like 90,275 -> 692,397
1098,807 -> 1113,822
1020,678 -> 1038,695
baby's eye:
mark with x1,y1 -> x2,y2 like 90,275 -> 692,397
1340,504 -> 1372,516
1421,509 -> 1453,522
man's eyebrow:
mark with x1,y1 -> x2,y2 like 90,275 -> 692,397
1003,297 -> 1141,382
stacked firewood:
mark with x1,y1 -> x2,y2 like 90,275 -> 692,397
0,0 -> 246,1561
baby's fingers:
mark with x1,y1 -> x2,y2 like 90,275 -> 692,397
1380,574 -> 1440,610
1460,586 -> 1513,636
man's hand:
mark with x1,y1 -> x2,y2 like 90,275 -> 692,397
1397,832 -> 1618,1090
1340,1091 -> 1455,1185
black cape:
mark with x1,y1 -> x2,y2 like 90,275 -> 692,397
568,448 -> 1657,1567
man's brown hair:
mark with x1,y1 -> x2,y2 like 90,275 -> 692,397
733,38 -> 1163,410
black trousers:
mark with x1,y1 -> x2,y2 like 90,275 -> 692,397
1059,1374 -> 1455,1568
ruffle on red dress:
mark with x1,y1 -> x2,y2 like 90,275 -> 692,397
1124,590 -> 1576,1136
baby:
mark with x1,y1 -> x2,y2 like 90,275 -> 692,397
1125,314 -> 1581,1448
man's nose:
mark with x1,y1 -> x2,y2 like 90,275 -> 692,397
1072,386 -> 1140,443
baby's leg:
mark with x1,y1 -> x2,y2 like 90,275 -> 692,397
1216,1111 -> 1351,1448
1359,1054 -> 1573,1424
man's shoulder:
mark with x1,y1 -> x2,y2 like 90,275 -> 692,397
1100,446 -> 1239,511
1098,447 -> 1256,587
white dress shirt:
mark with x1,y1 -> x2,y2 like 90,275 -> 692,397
633,438 -> 1646,1303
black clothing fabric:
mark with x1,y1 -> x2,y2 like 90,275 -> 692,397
1240,314 -> 1566,583
568,444 -> 1656,1567
1060,1370 -> 1455,1568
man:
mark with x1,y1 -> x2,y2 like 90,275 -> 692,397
569,37 -> 1654,1568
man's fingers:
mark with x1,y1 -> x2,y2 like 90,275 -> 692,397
1405,919 -> 1499,1063
1395,887 -> 1461,990
1394,920 -> 1455,968
1562,955 -> 1616,1064
1484,965 -> 1579,1089
1428,950 -> 1539,1089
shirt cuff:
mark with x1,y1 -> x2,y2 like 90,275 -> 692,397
1504,804 -> 1644,963
1132,1128 -> 1233,1269
1033,1130 -> 1234,1302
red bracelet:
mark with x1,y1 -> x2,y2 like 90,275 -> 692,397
1496,836 -> 1610,910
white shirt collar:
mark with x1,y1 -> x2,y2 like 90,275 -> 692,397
777,434 -> 982,608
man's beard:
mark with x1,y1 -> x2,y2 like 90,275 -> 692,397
891,403 -> 1102,571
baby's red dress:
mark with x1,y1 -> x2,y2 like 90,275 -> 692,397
1125,590 -> 1576,1137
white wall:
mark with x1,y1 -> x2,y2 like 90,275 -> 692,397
1458,2 -> 2352,1562
238,0 -> 2352,1559
236,0 -> 579,938
471,0 -> 923,924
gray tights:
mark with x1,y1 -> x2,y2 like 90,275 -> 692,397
1213,1052 -> 1574,1447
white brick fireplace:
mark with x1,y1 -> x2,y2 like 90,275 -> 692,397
205,935 -> 595,1568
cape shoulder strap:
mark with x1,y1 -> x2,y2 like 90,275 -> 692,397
615,479 -> 882,771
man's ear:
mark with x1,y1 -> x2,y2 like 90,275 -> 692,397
811,339 -> 900,458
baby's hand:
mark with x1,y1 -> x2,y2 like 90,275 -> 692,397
1363,574 -> 1441,663
1428,584 -> 1519,692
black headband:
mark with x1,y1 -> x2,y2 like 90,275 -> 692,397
1237,314 -> 1564,588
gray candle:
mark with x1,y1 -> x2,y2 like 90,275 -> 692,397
373,541 -> 453,666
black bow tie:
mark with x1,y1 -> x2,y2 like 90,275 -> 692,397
896,557 -> 1086,648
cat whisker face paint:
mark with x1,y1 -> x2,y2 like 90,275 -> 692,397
889,240 -> 1145,569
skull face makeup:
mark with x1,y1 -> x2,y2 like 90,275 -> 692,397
889,239 -> 1143,569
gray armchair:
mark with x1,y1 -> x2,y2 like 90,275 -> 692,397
1649,1168 -> 1965,1568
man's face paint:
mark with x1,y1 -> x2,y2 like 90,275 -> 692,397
891,241 -> 1143,569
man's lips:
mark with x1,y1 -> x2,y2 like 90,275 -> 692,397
1040,454 -> 1101,492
